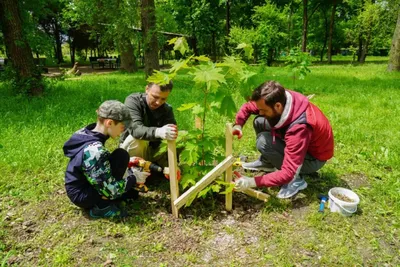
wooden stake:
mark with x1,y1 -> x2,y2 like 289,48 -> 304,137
225,123 -> 233,211
242,188 -> 270,202
174,155 -> 236,209
167,140 -> 179,218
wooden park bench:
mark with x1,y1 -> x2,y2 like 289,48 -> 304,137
89,57 -> 100,69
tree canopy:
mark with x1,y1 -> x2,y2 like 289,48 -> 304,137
0,0 -> 399,95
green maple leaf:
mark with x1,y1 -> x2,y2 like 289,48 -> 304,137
217,56 -> 244,76
193,55 -> 210,62
167,37 -> 178,45
209,101 -> 220,109
190,64 -> 226,92
219,95 -> 237,117
169,56 -> 193,73
146,71 -> 175,85
173,37 -> 189,55
211,184 -> 221,192
197,187 -> 210,198
198,139 -> 215,151
236,43 -> 253,59
180,172 -> 197,190
192,104 -> 204,115
177,103 -> 196,111
240,70 -> 257,83
179,143 -> 199,165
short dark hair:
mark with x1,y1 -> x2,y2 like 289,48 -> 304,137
251,80 -> 287,107
148,80 -> 173,92
97,117 -> 122,125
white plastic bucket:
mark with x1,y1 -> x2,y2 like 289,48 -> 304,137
328,187 -> 360,216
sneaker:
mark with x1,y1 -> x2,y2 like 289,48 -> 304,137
277,175 -> 307,199
89,204 -> 128,219
242,158 -> 276,172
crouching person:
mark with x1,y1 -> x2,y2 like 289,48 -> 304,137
233,81 -> 334,198
63,100 -> 150,219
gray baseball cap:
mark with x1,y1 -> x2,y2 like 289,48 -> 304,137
97,100 -> 131,126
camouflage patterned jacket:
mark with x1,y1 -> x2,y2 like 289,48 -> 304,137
63,123 -> 135,208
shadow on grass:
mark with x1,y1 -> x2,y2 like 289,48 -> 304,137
289,171 -> 353,211
67,168 -> 367,223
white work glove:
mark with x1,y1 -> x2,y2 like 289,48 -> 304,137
234,176 -> 256,191
155,124 -> 178,140
131,168 -> 150,184
232,125 -> 243,139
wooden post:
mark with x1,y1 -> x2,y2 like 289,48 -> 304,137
174,155 -> 236,209
167,140 -> 179,218
242,188 -> 269,202
225,123 -> 233,211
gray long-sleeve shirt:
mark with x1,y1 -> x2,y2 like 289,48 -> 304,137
121,93 -> 176,144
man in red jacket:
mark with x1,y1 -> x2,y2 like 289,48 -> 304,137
233,81 -> 334,198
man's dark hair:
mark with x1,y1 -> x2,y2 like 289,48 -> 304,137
148,80 -> 173,92
251,80 -> 287,107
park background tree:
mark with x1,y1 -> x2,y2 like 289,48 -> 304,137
1,0 -> 399,97
0,0 -> 44,96
388,9 -> 400,71
141,0 -> 160,76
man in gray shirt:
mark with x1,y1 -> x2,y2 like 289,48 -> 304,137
120,81 -> 178,165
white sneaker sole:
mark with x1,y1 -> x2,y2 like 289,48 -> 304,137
243,166 -> 276,172
277,181 -> 308,199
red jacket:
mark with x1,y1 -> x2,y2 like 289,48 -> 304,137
235,90 -> 334,187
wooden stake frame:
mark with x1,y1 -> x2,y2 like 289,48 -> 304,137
168,123 -> 270,218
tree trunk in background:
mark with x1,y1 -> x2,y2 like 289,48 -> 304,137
359,32 -> 371,63
0,0 -> 43,96
211,31 -> 217,62
54,19 -> 64,64
70,40 -> 75,67
388,11 -> 400,71
120,40 -> 137,72
327,0 -> 337,64
321,10 -> 329,62
301,0 -> 308,52
226,0 -> 231,36
288,3 -> 293,51
357,35 -> 362,62
141,0 -> 159,78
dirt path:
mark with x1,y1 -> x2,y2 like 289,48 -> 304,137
44,65 -> 118,78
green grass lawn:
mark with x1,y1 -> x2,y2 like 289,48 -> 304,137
0,62 -> 399,266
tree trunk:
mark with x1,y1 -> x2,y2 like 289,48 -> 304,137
120,40 -> 137,72
0,0 -> 43,96
211,32 -> 217,62
141,0 -> 159,78
226,0 -> 231,36
301,0 -> 308,52
359,32 -> 371,63
54,19 -> 64,64
321,10 -> 329,62
70,42 -> 75,67
388,11 -> 400,71
357,35 -> 362,62
327,0 -> 337,64
288,3 -> 293,51
266,48 -> 274,66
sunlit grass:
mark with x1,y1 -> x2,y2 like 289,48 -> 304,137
0,61 -> 399,265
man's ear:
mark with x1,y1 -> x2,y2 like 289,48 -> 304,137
145,85 -> 149,93
275,102 -> 284,114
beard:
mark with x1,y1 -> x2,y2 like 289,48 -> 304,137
265,109 -> 281,127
